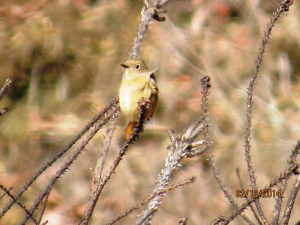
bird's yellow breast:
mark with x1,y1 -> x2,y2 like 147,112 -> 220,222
119,76 -> 157,121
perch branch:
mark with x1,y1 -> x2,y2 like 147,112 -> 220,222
135,77 -> 210,225
80,101 -> 147,225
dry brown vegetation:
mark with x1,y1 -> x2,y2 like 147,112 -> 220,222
0,0 -> 300,224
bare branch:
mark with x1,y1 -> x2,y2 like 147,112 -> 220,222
81,121 -> 116,224
129,1 -> 168,59
0,184 -> 38,224
0,98 -> 119,219
211,163 -> 298,225
37,190 -> 51,224
80,102 -> 148,225
0,186 -> 13,200
19,106 -> 120,224
0,79 -> 12,101
281,173 -> 300,224
235,168 -> 257,225
202,76 -> 252,224
272,178 -> 287,224
108,177 -> 195,225
135,77 -> 210,225
244,0 -> 293,222
0,79 -> 12,117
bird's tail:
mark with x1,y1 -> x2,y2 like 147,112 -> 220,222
125,121 -> 138,139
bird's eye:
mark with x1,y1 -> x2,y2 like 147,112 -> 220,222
135,64 -> 141,69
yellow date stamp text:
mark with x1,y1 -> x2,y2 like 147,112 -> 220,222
236,189 -> 281,198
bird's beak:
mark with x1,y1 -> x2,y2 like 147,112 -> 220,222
121,64 -> 129,68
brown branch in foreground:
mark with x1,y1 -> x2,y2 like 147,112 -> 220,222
0,185 -> 38,224
203,74 -> 262,225
0,79 -> 12,117
235,169 -> 257,225
0,186 -> 12,200
41,220 -> 48,225
19,105 -> 120,224
135,77 -> 210,225
279,141 -> 300,224
79,102 -> 147,225
272,178 -> 287,224
281,174 -> 300,224
81,120 -> 116,224
288,140 -> 300,167
202,76 -> 249,223
244,0 -> 293,223
202,75 -> 246,225
211,162 -> 298,225
135,126 -> 206,225
273,141 -> 300,224
37,190 -> 51,224
0,107 -> 9,116
0,78 -> 11,101
0,98 -> 119,219
92,122 -> 116,189
108,177 -> 196,225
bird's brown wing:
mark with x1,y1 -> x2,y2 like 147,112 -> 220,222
124,73 -> 158,139
146,93 -> 158,120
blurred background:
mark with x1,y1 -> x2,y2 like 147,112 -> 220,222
0,0 -> 300,224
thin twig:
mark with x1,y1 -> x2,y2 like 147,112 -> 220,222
272,140 -> 300,224
19,103 -> 120,224
41,220 -> 48,225
37,189 -> 51,224
135,129 -> 203,225
202,76 -> 249,224
244,1 -> 293,223
235,168 -> 257,225
80,103 -> 147,225
0,79 -> 12,101
94,122 -> 115,186
0,107 -> 9,116
0,98 -> 119,219
136,77 -> 210,225
81,120 -> 116,224
211,162 -> 298,225
129,0 -> 168,59
108,177 -> 196,225
0,79 -> 12,117
0,186 -> 13,200
288,140 -> 300,166
272,178 -> 287,225
280,174 -> 300,224
0,184 -> 38,224
279,140 -> 300,225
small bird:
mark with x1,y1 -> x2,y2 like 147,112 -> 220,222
118,58 -> 158,139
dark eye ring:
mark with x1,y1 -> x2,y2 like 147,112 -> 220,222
135,64 -> 140,69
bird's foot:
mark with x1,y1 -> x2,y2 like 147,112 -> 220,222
138,98 -> 151,109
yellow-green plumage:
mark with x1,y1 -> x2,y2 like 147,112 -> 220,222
118,58 -> 158,139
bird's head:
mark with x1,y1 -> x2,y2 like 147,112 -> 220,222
121,58 -> 157,80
